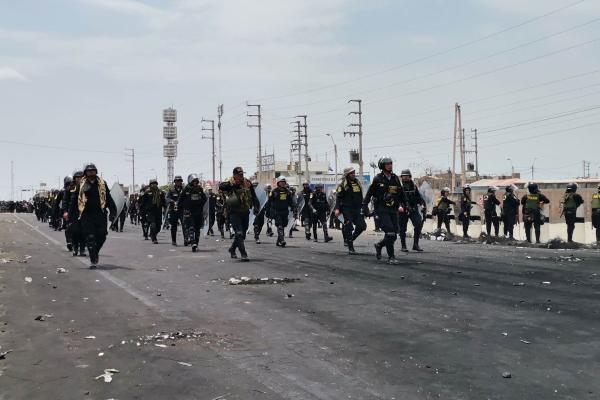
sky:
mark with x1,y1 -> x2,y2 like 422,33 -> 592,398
1,0 -> 599,199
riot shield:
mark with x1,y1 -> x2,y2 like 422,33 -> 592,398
285,194 -> 304,235
248,184 -> 268,229
110,183 -> 126,218
199,197 -> 210,237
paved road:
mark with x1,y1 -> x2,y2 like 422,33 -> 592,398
1,213 -> 599,399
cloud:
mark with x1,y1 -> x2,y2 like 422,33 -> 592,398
79,0 -> 163,17
0,67 -> 27,81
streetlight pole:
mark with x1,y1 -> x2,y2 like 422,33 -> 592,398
326,134 -> 338,184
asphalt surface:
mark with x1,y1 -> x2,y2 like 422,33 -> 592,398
1,213 -> 599,400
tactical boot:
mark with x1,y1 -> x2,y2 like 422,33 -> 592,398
387,257 -> 400,265
192,244 -> 198,252
313,235 -> 318,243
347,240 -> 357,255
400,237 -> 408,253
172,241 -> 177,246
240,252 -> 249,262
229,247 -> 237,259
67,243 -> 73,252
374,242 -> 383,260
412,243 -> 424,252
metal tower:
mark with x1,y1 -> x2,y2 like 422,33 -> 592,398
163,108 -> 178,184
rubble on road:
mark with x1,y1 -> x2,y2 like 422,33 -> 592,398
34,314 -> 53,321
228,276 -> 300,285
95,368 -> 119,383
0,350 -> 12,360
56,267 -> 68,273
134,330 -> 207,347
554,255 -> 582,263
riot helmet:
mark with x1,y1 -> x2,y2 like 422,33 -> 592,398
566,182 -> 578,193
378,157 -> 393,170
527,182 -> 539,194
187,174 -> 199,185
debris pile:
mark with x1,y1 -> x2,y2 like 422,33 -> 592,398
136,330 -> 207,346
228,277 -> 300,285
554,255 -> 582,263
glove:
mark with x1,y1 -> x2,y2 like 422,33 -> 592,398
361,204 -> 370,216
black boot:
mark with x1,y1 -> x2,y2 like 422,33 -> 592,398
347,240 -> 356,255
374,240 -> 383,260
400,237 -> 408,253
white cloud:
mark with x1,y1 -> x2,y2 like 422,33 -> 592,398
0,66 -> 27,81
79,0 -> 163,17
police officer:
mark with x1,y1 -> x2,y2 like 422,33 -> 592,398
219,167 -> 259,261
270,177 -> 294,247
521,182 -> 550,244
63,170 -> 86,256
215,190 -> 226,239
364,157 -> 406,264
207,187 -> 217,236
252,184 -> 272,244
54,176 -> 73,250
142,179 -> 166,244
398,169 -> 425,252
70,163 -> 116,268
591,184 -> 600,244
128,194 -> 138,225
334,166 -> 367,255
310,183 -> 333,243
459,185 -> 474,238
166,175 -> 184,245
138,184 -> 150,240
178,174 -> 207,252
300,181 -> 313,240
562,183 -> 584,243
483,186 -> 501,243
501,185 -> 520,240
435,187 -> 455,234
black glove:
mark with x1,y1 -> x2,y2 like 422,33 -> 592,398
361,204 -> 370,216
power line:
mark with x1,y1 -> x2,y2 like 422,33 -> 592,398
250,0 -> 585,102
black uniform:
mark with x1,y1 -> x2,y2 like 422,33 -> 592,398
141,188 -> 166,243
501,192 -> 520,239
207,192 -> 216,235
138,190 -> 150,239
335,177 -> 366,250
166,186 -> 183,244
483,192 -> 501,238
398,180 -> 425,250
178,184 -> 207,248
364,172 -> 406,259
459,192 -> 474,238
219,178 -> 259,259
562,191 -> 584,242
309,190 -> 332,242
215,193 -> 226,238
70,177 -> 117,265
591,191 -> 600,243
435,196 -> 455,233
63,183 -> 86,255
300,187 -> 313,239
521,191 -> 550,243
270,186 -> 294,245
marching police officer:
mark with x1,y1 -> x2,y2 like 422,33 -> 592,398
364,157 -> 406,264
70,163 -> 116,268
138,184 -> 150,240
63,170 -> 86,256
592,184 -> 600,244
562,182 -> 584,243
215,190 -> 226,239
459,185 -> 474,239
142,179 -> 166,244
502,185 -> 520,240
166,175 -> 184,246
300,181 -> 313,240
309,183 -> 333,243
219,167 -> 260,261
434,187 -> 455,235
398,169 -> 425,252
483,186 -> 501,243
207,187 -> 217,236
521,182 -> 550,244
178,174 -> 207,252
334,166 -> 367,255
270,177 -> 294,247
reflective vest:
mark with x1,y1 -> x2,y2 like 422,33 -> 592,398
592,193 -> 600,209
525,194 -> 541,211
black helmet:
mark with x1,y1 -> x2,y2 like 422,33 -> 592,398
174,175 -> 183,182
400,169 -> 412,177
378,157 -> 393,170
488,186 -> 497,193
528,182 -> 539,194
566,182 -> 578,193
73,170 -> 84,178
83,163 -> 97,173
505,185 -> 514,193
63,175 -> 73,186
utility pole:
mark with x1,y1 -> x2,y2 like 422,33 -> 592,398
125,148 -> 135,193
162,108 -> 178,184
451,103 -> 465,191
290,121 -> 302,186
326,134 -> 338,184
344,100 -> 364,184
247,103 -> 262,178
295,115 -> 310,183
531,157 -> 537,180
201,118 -> 216,183
217,104 -> 224,182
10,161 -> 14,202
471,129 -> 478,180
582,160 -> 591,178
